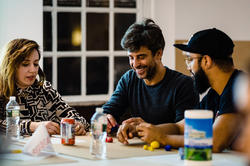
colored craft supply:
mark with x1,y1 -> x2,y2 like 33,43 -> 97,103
150,141 -> 160,149
143,145 -> 148,150
105,137 -> 113,143
1,149 -> 22,154
164,145 -> 172,151
148,146 -> 154,151
11,149 -> 22,153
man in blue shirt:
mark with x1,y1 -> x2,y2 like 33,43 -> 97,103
118,28 -> 241,152
103,19 -> 199,133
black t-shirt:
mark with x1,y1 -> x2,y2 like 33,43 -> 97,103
103,67 -> 199,124
198,69 -> 242,120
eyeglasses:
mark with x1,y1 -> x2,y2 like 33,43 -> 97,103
184,56 -> 202,66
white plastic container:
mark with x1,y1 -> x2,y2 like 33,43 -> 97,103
184,110 -> 213,166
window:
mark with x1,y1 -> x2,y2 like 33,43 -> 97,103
43,0 -> 141,102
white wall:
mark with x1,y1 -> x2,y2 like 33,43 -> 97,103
1,0 -> 249,70
175,0 -> 250,40
0,0 -> 43,52
151,0 -> 250,69
153,0 -> 176,69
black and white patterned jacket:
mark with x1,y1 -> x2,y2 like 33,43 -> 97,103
0,81 -> 89,135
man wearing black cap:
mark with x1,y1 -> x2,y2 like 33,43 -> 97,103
123,28 -> 242,152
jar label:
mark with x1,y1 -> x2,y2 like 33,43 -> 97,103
184,118 -> 213,161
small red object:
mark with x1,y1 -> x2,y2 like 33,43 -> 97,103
106,137 -> 113,143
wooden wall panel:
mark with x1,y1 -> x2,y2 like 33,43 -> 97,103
175,40 -> 250,75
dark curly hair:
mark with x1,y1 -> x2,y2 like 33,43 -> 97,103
121,18 -> 165,56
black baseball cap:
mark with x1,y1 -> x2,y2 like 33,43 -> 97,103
174,28 -> 234,59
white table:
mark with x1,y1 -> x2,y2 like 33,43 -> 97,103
1,136 -> 248,166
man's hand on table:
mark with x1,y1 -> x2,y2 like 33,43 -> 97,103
117,123 -> 137,144
122,117 -> 145,125
136,122 -> 165,144
116,117 -> 145,144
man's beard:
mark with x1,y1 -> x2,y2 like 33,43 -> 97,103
192,66 -> 210,94
135,62 -> 157,81
145,63 -> 157,80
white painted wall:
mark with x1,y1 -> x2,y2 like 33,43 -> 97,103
153,0 -> 176,69
151,0 -> 250,69
175,0 -> 250,40
0,0 -> 249,70
0,0 -> 43,54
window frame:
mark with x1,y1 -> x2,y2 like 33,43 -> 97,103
43,0 -> 143,103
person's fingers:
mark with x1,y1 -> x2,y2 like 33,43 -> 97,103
127,125 -> 136,138
128,132 -> 134,138
47,126 -> 58,135
137,131 -> 144,137
121,124 -> 129,141
44,121 -> 60,134
75,125 -> 80,134
75,122 -> 81,132
122,118 -> 135,124
136,122 -> 150,132
122,117 -> 144,125
107,121 -> 112,130
136,125 -> 143,132
82,129 -> 87,135
117,127 -> 125,143
79,125 -> 86,135
107,114 -> 117,127
76,127 -> 84,135
140,136 -> 146,142
137,122 -> 148,127
139,133 -> 151,143
75,126 -> 80,133
107,126 -> 111,133
74,122 -> 86,135
48,121 -> 60,130
51,122 -> 60,134
117,125 -> 129,144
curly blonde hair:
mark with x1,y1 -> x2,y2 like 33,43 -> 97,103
0,38 -> 45,100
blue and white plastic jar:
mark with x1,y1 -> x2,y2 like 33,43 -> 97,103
184,110 -> 213,166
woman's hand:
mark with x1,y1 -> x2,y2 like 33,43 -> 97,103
74,121 -> 86,135
30,121 -> 60,135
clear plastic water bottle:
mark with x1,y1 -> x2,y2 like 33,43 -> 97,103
90,107 -> 107,159
6,96 -> 20,140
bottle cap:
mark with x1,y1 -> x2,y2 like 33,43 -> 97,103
9,96 -> 16,101
96,107 -> 103,113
